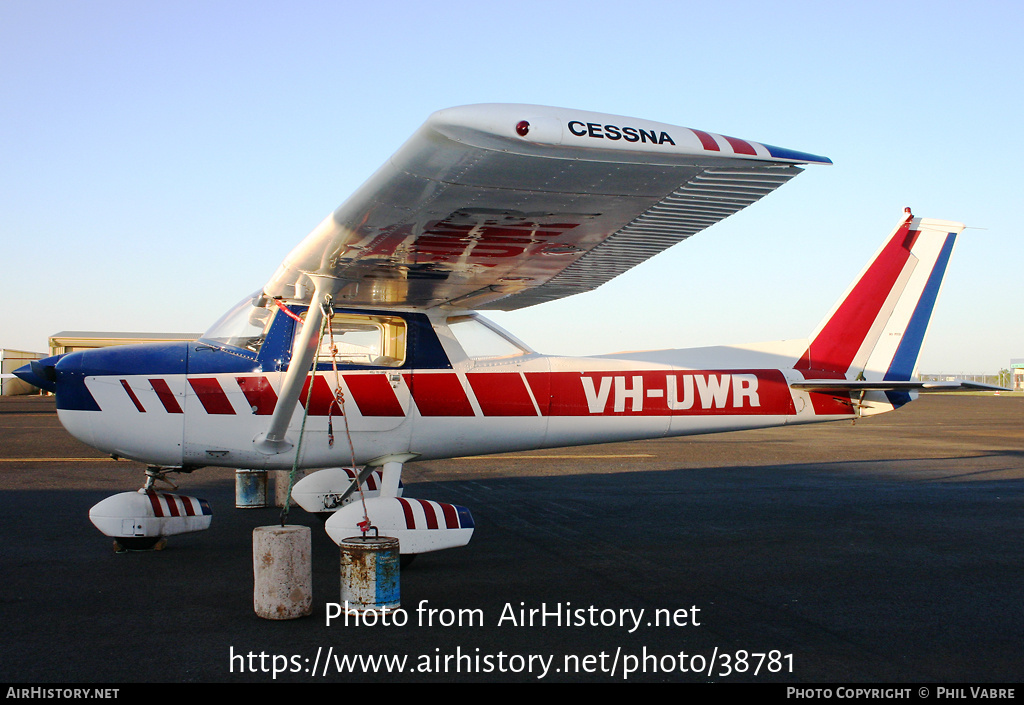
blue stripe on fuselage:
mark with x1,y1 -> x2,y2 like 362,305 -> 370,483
51,307 -> 454,412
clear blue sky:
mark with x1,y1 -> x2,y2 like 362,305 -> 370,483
2,1 -> 1020,373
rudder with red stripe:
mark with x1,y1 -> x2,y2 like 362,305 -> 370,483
794,211 -> 963,385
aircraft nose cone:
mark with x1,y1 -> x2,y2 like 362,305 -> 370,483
13,355 -> 64,393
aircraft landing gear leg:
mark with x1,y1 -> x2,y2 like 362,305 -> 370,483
142,466 -> 180,491
379,460 -> 403,498
366,453 -> 420,566
367,453 -> 419,499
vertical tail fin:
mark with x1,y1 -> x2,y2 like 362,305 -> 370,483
794,210 -> 963,385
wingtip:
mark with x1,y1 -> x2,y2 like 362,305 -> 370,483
761,142 -> 832,165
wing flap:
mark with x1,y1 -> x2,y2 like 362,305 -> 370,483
501,165 -> 803,310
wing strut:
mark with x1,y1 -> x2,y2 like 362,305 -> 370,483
255,283 -> 330,455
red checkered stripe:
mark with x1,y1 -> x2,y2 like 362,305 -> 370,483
395,498 -> 466,530
144,490 -> 211,517
689,128 -> 759,156
115,369 -> 797,418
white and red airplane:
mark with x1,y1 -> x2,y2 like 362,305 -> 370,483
16,104 -> 987,554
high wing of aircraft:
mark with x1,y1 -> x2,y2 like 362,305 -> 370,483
262,104 -> 829,311
16,104 -> 992,554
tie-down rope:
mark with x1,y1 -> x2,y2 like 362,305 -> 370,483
279,296 -> 373,535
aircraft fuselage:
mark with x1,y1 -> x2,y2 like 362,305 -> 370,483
48,306 -> 858,472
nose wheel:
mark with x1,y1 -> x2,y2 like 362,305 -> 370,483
113,536 -> 167,553
90,466 -> 212,551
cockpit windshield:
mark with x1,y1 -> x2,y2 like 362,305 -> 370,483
201,291 -> 275,354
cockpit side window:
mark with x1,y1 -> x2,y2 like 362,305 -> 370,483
446,316 -> 531,360
294,311 -> 408,368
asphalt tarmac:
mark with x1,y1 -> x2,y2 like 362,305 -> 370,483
1,394 -> 1021,684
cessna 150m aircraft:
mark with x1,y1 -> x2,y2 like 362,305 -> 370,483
17,104 -> 983,554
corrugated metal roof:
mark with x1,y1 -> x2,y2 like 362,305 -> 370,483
50,332 -> 201,340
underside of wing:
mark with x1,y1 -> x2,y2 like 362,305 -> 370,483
263,104 -> 831,310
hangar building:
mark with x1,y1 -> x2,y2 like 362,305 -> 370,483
1,333 -> 201,395
1,349 -> 47,396
48,331 -> 201,357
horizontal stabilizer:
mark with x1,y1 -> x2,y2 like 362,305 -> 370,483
792,380 -> 1008,393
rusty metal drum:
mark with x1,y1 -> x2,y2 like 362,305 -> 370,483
235,469 -> 268,509
338,535 -> 400,611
